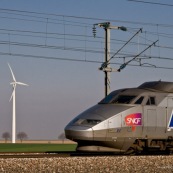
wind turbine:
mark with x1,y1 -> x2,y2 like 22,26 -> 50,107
8,63 -> 28,143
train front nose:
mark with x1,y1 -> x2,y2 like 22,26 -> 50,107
64,107 -> 103,142
65,124 -> 93,141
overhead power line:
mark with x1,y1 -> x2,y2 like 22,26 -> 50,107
100,28 -> 142,70
118,40 -> 158,71
2,38 -> 173,62
1,34 -> 173,63
0,40 -> 104,54
128,0 -> 173,7
1,27 -> 173,53
1,8 -> 173,28
0,51 -> 173,70
0,8 -> 173,72
0,51 -> 102,63
109,29 -> 142,63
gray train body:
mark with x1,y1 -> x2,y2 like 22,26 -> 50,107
65,81 -> 173,154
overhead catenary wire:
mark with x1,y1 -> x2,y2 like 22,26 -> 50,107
0,40 -> 105,54
1,8 -> 173,28
127,0 -> 173,7
108,28 -> 142,64
1,39 -> 173,62
0,26 -> 173,47
0,51 -> 173,70
117,40 -> 158,71
0,32 -> 172,69
1,9 -> 173,43
1,26 -> 173,54
100,28 -> 142,70
0,8 -> 173,71
0,28 -> 173,53
1,6 -> 173,42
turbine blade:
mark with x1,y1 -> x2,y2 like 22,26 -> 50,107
16,82 -> 29,86
8,63 -> 16,82
9,87 -> 15,102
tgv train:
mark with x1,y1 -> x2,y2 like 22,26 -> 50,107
65,81 -> 173,154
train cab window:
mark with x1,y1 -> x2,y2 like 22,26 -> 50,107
112,95 -> 136,104
73,119 -> 101,126
146,97 -> 155,105
99,89 -> 123,104
81,119 -> 101,125
135,96 -> 144,104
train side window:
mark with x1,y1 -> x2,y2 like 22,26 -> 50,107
135,96 -> 144,104
150,97 -> 155,105
146,97 -> 155,105
146,99 -> 150,105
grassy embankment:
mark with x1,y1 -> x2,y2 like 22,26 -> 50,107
0,141 -> 77,152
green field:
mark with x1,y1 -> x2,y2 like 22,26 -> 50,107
0,144 -> 77,152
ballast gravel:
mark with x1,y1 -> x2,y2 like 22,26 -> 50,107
0,156 -> 173,173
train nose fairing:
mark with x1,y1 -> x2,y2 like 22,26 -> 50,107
65,109 -> 103,141
65,124 -> 94,141
64,103 -> 133,152
65,104 -> 127,140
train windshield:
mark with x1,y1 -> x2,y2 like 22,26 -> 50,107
99,89 -> 123,104
111,95 -> 136,104
73,119 -> 101,126
99,92 -> 136,104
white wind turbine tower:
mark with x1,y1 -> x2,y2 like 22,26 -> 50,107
8,63 -> 28,143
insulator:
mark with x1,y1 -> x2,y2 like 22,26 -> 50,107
92,26 -> 96,37
119,63 -> 126,70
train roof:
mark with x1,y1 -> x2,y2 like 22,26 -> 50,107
138,81 -> 173,93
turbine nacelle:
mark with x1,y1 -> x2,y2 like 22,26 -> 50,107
10,82 -> 29,86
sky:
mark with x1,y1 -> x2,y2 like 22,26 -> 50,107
0,0 -> 173,140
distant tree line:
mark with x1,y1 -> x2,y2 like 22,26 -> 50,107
2,131 -> 67,143
2,132 -> 10,143
1,132 -> 28,143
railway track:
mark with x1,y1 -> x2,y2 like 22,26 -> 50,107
0,151 -> 171,158
0,152 -> 121,158
0,152 -> 71,158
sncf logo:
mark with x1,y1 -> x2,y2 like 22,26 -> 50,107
125,113 -> 142,126
126,117 -> 141,125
